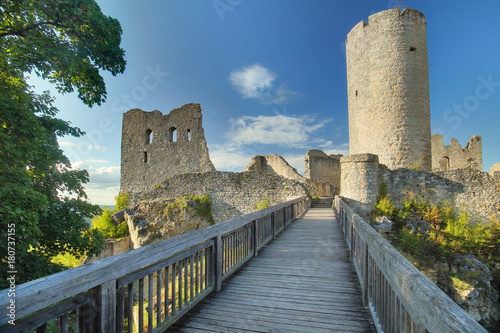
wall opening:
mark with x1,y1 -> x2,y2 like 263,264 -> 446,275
169,127 -> 177,142
440,156 -> 449,170
410,47 -> 416,52
355,90 -> 358,97
145,129 -> 153,144
143,151 -> 148,163
186,129 -> 191,141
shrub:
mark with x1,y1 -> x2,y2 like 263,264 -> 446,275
257,197 -> 269,210
92,191 -> 130,239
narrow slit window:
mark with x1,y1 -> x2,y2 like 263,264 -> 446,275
145,129 -> 153,144
186,129 -> 191,142
355,90 -> 358,97
169,127 -> 177,142
143,151 -> 148,163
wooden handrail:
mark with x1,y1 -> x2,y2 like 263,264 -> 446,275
0,196 -> 309,332
335,196 -> 487,333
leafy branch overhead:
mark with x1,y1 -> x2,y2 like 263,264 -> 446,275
0,0 -> 126,106
0,0 -> 126,288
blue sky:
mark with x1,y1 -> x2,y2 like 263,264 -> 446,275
33,0 -> 500,204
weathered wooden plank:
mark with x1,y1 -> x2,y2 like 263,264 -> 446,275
98,279 -> 116,333
3,292 -> 94,333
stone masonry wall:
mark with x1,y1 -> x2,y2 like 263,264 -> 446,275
305,150 -> 342,195
244,154 -> 305,182
431,134 -> 483,172
491,163 -> 500,191
120,103 -> 216,193
84,236 -> 132,264
131,171 -> 309,223
346,8 -> 431,171
340,154 -> 380,218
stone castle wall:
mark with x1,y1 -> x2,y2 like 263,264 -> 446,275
491,163 -> 500,191
346,8 -> 431,170
131,171 -> 309,223
120,103 -> 216,193
340,154 -> 500,223
244,154 -> 305,182
305,150 -> 342,196
431,134 -> 483,172
340,154 -> 380,218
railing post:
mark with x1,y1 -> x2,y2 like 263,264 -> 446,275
97,280 -> 116,333
362,242 -> 369,307
214,235 -> 223,292
271,212 -> 276,239
253,220 -> 259,257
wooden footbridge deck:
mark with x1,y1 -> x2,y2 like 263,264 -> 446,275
2,196 -> 487,333
168,208 -> 375,332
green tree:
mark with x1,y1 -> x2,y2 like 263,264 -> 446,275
0,0 -> 126,288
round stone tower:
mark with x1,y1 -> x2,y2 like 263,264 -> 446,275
346,8 -> 431,171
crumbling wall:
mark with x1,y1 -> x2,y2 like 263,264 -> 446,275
131,171 -> 309,223
244,154 -> 305,182
490,163 -> 500,191
305,150 -> 342,196
84,237 -> 132,264
431,134 -> 483,172
120,103 -> 216,193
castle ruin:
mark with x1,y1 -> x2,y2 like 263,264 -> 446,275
431,134 -> 483,172
120,103 -> 216,193
305,150 -> 342,196
346,8 -> 431,171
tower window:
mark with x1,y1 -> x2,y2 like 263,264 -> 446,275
169,127 -> 177,142
355,90 -> 358,97
186,129 -> 191,141
143,151 -> 148,163
145,129 -> 153,144
410,47 -> 416,52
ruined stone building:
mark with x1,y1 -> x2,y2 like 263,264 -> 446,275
491,163 -> 500,191
431,134 -> 483,172
120,103 -> 216,193
305,150 -> 342,196
346,8 -> 432,171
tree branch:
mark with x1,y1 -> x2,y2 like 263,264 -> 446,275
0,21 -> 65,38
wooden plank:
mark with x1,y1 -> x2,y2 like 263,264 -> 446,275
3,292 -> 94,333
98,279 -> 116,333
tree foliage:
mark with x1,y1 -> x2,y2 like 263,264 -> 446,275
92,192 -> 130,239
0,0 -> 126,288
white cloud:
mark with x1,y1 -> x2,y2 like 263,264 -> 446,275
229,64 -> 298,105
70,162 -> 120,204
87,145 -> 107,152
226,114 -> 331,148
86,159 -> 109,163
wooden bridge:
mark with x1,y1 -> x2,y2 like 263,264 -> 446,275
1,196 -> 487,333
168,208 -> 374,332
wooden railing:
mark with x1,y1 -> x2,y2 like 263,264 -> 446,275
0,196 -> 309,333
335,196 -> 487,333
